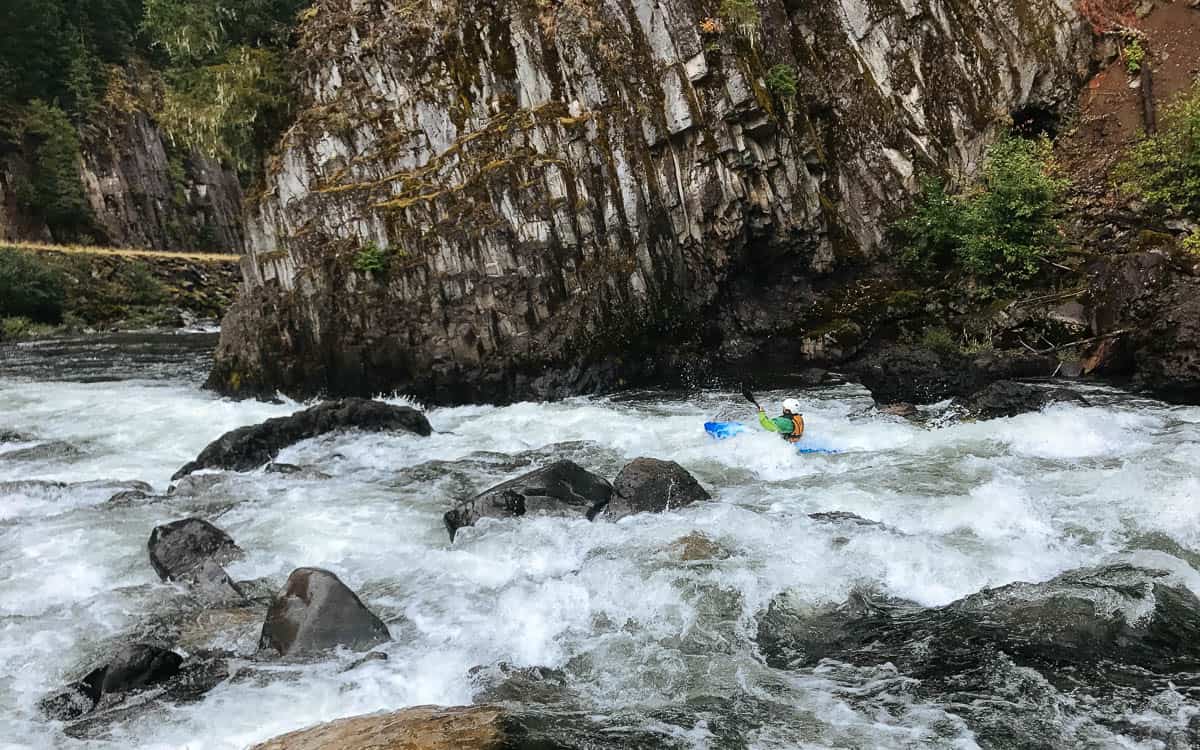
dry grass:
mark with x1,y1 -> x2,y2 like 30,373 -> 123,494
2,240 -> 241,264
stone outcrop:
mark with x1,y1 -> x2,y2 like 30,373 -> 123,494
1,92 -> 243,252
258,567 -> 391,656
443,460 -> 613,540
953,379 -> 1087,419
172,399 -> 431,479
209,0 -> 1091,403
758,564 -> 1200,705
849,345 -> 1059,405
604,457 -> 710,520
1084,250 -> 1200,403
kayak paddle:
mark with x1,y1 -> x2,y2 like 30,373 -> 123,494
741,384 -> 761,411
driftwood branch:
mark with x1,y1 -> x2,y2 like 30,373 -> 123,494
1018,328 -> 1135,355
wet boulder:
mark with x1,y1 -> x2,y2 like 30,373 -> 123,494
148,518 -> 244,601
443,460 -> 613,541
849,345 -> 1057,405
172,398 -> 431,479
38,644 -> 182,721
258,567 -> 390,656
758,564 -> 1200,688
953,380 -> 1088,420
249,703 -> 679,749
604,458 -> 710,520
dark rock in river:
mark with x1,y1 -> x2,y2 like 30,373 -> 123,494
757,564 -> 1200,735
39,644 -> 182,721
148,518 -> 244,601
849,346 -> 1058,405
258,567 -> 390,656
172,398 -> 431,479
604,458 -> 710,520
0,440 -> 83,462
953,380 -> 1088,420
443,460 -> 613,541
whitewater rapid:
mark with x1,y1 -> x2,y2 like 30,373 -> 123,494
1,334 -> 1198,748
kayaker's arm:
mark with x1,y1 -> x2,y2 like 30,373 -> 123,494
758,410 -> 785,433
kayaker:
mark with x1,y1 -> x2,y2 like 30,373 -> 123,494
758,398 -> 805,443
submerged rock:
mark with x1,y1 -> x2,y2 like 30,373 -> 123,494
172,398 -> 431,478
953,380 -> 1088,420
258,567 -> 390,657
604,458 -> 711,520
443,460 -> 613,541
666,532 -> 730,562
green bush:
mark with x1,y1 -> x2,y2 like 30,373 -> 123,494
1115,83 -> 1200,215
1123,39 -> 1145,76
123,262 -> 167,305
765,64 -> 798,99
353,241 -> 390,274
0,249 -> 67,324
1184,230 -> 1200,256
919,326 -> 960,355
894,136 -> 1067,291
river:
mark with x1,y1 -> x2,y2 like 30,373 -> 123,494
2,333 -> 1198,748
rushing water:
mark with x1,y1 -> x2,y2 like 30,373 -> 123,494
2,333 -> 1199,749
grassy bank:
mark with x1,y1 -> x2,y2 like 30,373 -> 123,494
0,245 -> 241,342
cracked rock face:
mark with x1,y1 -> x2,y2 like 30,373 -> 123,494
210,0 -> 1090,403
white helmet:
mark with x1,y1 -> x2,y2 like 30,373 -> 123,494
782,398 -> 802,414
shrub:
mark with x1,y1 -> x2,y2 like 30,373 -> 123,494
0,249 -> 67,323
352,241 -> 390,274
1184,231 -> 1200,257
919,326 -> 960,355
765,64 -> 798,100
894,136 -> 1068,291
955,136 -> 1068,285
1114,83 -> 1200,215
894,178 -> 965,277
1123,39 -> 1145,75
719,0 -> 760,39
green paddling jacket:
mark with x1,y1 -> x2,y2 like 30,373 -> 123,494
758,411 -> 805,442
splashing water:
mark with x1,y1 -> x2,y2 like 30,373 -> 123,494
1,334 -> 1198,748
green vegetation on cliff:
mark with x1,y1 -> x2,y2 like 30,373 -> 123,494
894,136 -> 1068,293
1115,83 -> 1200,215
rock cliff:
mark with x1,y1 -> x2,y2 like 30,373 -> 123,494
210,0 -> 1092,402
1,92 -> 244,253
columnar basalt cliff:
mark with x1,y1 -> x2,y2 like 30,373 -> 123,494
0,98 -> 245,254
210,0 -> 1092,402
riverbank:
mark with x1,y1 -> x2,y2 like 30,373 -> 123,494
0,244 -> 241,342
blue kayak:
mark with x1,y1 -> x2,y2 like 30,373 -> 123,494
703,421 -> 839,454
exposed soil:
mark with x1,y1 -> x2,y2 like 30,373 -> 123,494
1058,1 -> 1200,219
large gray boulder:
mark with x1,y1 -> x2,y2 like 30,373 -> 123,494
442,460 -> 613,541
258,568 -> 390,656
605,458 -> 710,520
172,398 -> 431,479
